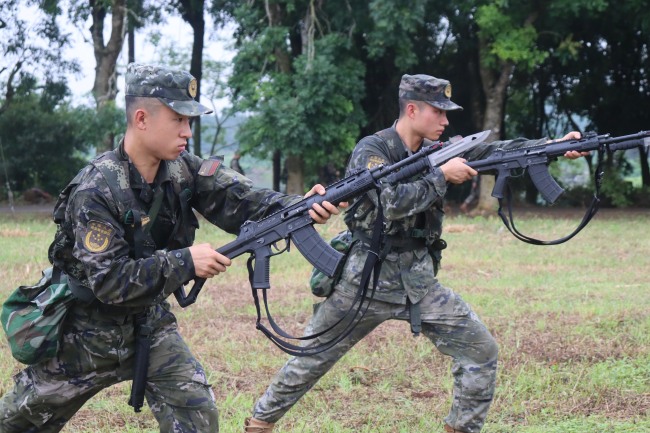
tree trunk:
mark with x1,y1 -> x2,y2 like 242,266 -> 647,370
190,4 -> 204,156
0,61 -> 22,116
640,145 -> 650,187
91,0 -> 126,108
476,53 -> 514,213
127,14 -> 135,63
475,11 -> 540,213
273,150 -> 282,192
285,155 -> 304,195
265,0 -> 304,191
90,0 -> 126,152
177,0 -> 205,156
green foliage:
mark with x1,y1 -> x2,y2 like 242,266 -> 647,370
213,0 -> 650,197
0,91 -> 124,195
600,174 -> 635,208
226,1 -> 367,183
1,0 -> 79,114
476,4 -> 548,71
365,0 -> 428,67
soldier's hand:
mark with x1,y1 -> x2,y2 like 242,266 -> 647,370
441,157 -> 477,184
305,184 -> 348,224
548,131 -> 589,159
189,243 -> 231,278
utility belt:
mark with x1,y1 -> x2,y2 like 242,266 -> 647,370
352,230 -> 425,253
352,230 -> 447,254
351,230 -> 447,337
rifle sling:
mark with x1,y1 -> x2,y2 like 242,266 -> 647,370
496,145 -> 605,245
252,185 -> 385,357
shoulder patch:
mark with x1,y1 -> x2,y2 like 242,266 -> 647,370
198,159 -> 221,177
367,155 -> 387,169
83,220 -> 115,253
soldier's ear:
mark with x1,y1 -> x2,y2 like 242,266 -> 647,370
134,108 -> 148,130
406,101 -> 419,119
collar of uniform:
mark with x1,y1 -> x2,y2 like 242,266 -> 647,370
389,121 -> 413,157
116,138 -> 172,203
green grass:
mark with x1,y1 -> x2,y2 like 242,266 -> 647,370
0,210 -> 648,432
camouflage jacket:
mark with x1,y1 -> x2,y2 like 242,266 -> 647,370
337,125 -> 546,305
48,140 -> 298,309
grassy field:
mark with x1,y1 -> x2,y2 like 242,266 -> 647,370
0,209 -> 648,433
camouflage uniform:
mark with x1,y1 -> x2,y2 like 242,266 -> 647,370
250,75 -> 547,432
0,64 -> 299,433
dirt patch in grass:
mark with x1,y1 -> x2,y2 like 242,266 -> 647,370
0,228 -> 30,237
444,223 -> 478,233
492,311 -> 647,366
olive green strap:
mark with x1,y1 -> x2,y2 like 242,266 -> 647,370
143,186 -> 165,234
408,299 -> 422,336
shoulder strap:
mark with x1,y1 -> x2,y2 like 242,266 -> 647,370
92,150 -> 137,223
92,151 -> 156,259
374,127 -> 408,163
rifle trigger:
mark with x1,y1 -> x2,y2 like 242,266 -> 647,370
271,239 -> 290,255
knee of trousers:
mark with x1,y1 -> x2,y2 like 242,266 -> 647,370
461,324 -> 499,365
479,333 -> 499,364
151,377 -> 216,404
149,377 -> 218,422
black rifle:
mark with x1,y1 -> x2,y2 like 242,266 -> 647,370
466,130 -> 650,244
172,130 -> 490,354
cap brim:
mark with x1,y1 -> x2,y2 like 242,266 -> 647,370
158,98 -> 213,117
426,100 -> 463,111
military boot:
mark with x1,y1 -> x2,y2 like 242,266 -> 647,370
444,424 -> 468,433
244,417 -> 275,432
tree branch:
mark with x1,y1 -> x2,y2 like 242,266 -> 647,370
0,61 -> 23,116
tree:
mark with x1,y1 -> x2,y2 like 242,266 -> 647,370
548,0 -> 650,187
215,0 -> 650,204
172,0 -> 206,156
1,0 -> 78,116
0,84 -> 116,195
213,0 -> 431,192
89,0 -> 127,109
461,1 -> 550,212
61,0 -> 128,152
497,0 -> 650,205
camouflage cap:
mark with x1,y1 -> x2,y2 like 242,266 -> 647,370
399,74 -> 463,111
125,63 -> 213,117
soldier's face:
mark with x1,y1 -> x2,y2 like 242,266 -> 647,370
146,104 -> 193,160
414,103 -> 449,140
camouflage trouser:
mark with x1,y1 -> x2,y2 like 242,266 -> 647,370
0,303 -> 218,433
252,283 -> 498,433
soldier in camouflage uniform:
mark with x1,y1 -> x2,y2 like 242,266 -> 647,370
245,74 -> 585,433
0,63 -> 339,433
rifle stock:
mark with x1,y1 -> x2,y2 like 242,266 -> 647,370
174,129 -> 491,307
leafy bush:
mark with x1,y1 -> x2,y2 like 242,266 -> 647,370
0,93 -> 125,196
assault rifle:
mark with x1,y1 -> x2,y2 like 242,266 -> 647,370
174,129 -> 491,308
466,130 -> 650,244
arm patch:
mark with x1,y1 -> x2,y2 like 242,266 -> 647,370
367,155 -> 387,169
198,159 -> 222,176
83,220 -> 115,253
